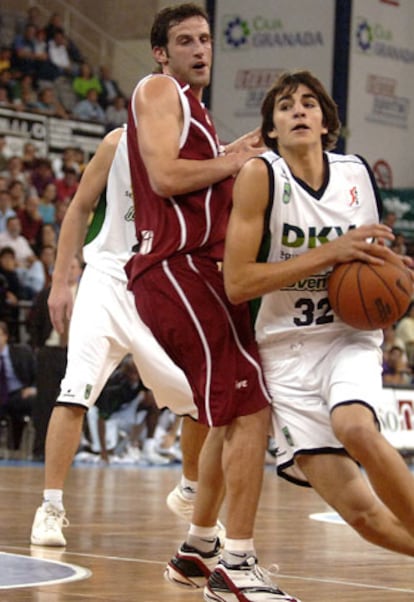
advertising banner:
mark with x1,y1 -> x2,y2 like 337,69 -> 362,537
380,386 -> 414,451
347,0 -> 414,187
210,0 -> 335,141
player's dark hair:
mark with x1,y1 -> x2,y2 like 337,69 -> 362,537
261,70 -> 341,152
150,3 -> 209,49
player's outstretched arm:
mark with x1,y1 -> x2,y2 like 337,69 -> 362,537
48,127 -> 123,332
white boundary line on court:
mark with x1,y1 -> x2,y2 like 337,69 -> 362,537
2,545 -> 414,595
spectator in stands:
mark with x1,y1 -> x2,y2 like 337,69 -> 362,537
0,134 -> 13,173
0,47 -> 12,73
51,146 -> 79,179
38,183 -> 57,225
73,146 -> 86,174
21,6 -> 44,33
382,324 -> 406,359
0,176 -> 8,192
0,69 -> 14,100
2,156 -> 31,191
96,355 -> 170,465
30,158 -> 55,197
8,180 -> 27,212
47,28 -> 77,80
383,345 -> 412,386
33,28 -> 48,64
391,231 -> 407,256
395,302 -> 414,369
10,73 -> 37,107
98,65 -> 123,108
37,244 -> 56,290
0,320 -> 37,449
382,211 -> 397,248
54,166 -> 79,203
31,86 -> 69,119
13,87 -> 39,112
17,194 -> 44,251
72,88 -> 105,123
21,141 -> 40,173
0,215 -> 37,270
11,24 -> 38,77
0,84 -> 15,110
72,62 -> 102,100
0,189 -> 16,232
53,201 -> 68,237
44,12 -> 65,41
0,246 -> 23,340
34,223 -> 58,257
105,94 -> 128,130
44,12 -> 84,65
11,23 -> 54,83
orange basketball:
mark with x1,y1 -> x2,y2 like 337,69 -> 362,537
328,256 -> 413,330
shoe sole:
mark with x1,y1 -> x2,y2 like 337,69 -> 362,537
30,536 -> 66,547
203,586 -> 227,602
164,563 -> 206,589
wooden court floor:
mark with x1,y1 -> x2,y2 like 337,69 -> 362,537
0,460 -> 414,602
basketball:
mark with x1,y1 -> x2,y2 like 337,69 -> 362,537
328,256 -> 413,330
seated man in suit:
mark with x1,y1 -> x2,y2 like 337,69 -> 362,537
0,320 -> 37,450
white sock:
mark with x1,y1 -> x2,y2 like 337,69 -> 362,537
43,489 -> 64,511
180,476 -> 197,499
223,538 -> 255,565
187,524 -> 218,553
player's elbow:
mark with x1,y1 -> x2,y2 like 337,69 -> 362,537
149,173 -> 177,198
224,274 -> 248,305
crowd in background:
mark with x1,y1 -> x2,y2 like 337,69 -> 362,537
0,5 -> 413,464
0,6 -> 128,131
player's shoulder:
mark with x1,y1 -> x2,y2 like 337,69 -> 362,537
103,126 -> 124,148
137,73 -> 180,98
325,150 -> 366,167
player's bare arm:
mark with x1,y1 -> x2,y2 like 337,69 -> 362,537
135,75 -> 264,197
224,159 -> 397,305
48,128 -> 122,332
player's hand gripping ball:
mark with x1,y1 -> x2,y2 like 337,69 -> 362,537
328,255 -> 413,330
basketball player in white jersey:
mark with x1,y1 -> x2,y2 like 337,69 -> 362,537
224,69 -> 414,558
30,126 -> 212,547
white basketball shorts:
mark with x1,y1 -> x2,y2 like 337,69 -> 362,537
57,265 -> 196,417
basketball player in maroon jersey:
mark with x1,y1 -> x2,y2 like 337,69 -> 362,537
126,4 -> 300,602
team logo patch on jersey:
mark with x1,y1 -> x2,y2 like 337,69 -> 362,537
349,185 -> 360,207
282,426 -> 295,447
282,182 -> 291,204
84,385 -> 92,400
124,205 -> 135,221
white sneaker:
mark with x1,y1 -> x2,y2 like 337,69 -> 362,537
30,503 -> 69,547
166,484 -> 194,521
142,448 -> 172,466
204,556 -> 301,602
110,444 -> 142,464
167,485 -> 226,541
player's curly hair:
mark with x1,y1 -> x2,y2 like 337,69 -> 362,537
261,70 -> 341,152
150,3 -> 209,49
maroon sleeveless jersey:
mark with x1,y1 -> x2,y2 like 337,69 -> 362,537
126,75 -> 234,284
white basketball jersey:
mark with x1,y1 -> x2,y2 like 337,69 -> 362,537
82,128 -> 136,282
254,150 -> 383,347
